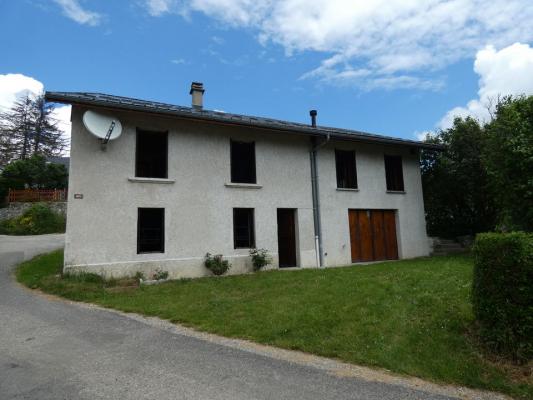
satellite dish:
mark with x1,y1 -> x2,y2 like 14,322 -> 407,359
82,110 -> 122,148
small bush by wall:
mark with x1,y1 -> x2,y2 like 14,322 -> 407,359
249,248 -> 272,271
0,203 -> 66,235
472,232 -> 533,363
204,253 -> 231,276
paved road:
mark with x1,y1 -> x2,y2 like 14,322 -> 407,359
0,235 -> 462,400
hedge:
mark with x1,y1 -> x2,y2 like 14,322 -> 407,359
0,203 -> 66,235
472,232 -> 533,363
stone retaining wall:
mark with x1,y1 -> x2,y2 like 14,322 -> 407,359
0,202 -> 67,221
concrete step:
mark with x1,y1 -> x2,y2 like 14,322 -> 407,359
432,248 -> 468,256
435,239 -> 457,244
435,243 -> 464,250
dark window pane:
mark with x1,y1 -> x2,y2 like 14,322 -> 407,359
384,155 -> 404,191
233,208 -> 255,248
335,150 -> 357,189
137,208 -> 165,253
136,130 -> 168,178
231,140 -> 256,183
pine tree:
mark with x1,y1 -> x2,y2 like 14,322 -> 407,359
0,94 -> 67,168
31,95 -> 67,156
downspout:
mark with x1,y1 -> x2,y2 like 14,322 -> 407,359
309,110 -> 330,268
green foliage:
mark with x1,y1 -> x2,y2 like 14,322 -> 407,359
484,96 -> 533,231
421,94 -> 533,237
204,253 -> 231,276
17,251 -> 532,398
0,94 -> 67,167
0,154 -> 68,190
421,117 -> 496,237
134,271 -> 146,281
0,203 -> 66,235
152,268 -> 169,280
0,154 -> 68,206
63,271 -> 105,284
472,232 -> 533,364
249,248 -> 272,271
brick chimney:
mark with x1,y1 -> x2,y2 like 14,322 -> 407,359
190,82 -> 205,109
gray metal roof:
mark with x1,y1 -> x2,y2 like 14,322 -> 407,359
45,91 -> 443,150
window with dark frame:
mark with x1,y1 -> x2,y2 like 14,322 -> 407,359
233,208 -> 255,248
137,208 -> 165,253
230,140 -> 256,184
384,155 -> 404,191
335,149 -> 358,189
135,130 -> 168,178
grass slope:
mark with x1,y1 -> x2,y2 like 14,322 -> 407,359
17,251 -> 532,399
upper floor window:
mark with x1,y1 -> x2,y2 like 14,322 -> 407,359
335,149 -> 358,189
231,140 -> 256,184
136,130 -> 168,178
384,155 -> 404,191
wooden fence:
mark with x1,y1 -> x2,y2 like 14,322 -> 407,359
7,189 -> 68,203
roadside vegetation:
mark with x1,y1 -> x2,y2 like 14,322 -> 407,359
0,203 -> 65,235
17,250 -> 532,399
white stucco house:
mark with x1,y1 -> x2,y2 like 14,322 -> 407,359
45,83 -> 442,279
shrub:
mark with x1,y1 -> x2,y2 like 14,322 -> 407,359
152,268 -> 169,280
249,248 -> 272,271
0,203 -> 66,235
134,271 -> 146,281
204,253 -> 231,276
472,232 -> 533,363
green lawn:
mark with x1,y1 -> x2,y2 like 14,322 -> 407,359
17,251 -> 532,399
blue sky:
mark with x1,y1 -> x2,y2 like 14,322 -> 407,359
1,0 -> 533,142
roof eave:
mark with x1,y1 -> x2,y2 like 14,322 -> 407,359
45,91 -> 445,151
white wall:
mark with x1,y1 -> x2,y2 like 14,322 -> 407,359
65,106 -> 430,278
315,141 -> 430,267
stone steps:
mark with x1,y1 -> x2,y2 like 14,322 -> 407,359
430,238 -> 468,256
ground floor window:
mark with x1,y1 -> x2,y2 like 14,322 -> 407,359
233,208 -> 255,248
137,208 -> 165,253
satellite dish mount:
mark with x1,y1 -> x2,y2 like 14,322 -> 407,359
101,120 -> 116,150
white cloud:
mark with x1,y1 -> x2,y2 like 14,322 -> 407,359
438,42 -> 533,129
414,130 -> 434,141
143,0 -> 533,90
145,0 -> 173,16
0,73 -> 71,153
0,74 -> 43,110
54,0 -> 102,26
171,58 -> 186,64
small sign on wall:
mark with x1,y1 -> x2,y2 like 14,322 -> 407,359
74,194 -> 84,199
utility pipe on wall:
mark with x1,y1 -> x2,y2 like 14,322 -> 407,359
309,110 -> 330,268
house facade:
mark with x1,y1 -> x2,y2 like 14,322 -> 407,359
46,84 -> 441,279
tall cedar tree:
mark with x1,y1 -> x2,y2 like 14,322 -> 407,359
0,94 -> 66,167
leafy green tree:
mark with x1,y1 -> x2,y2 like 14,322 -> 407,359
484,96 -> 533,231
0,155 -> 68,205
421,117 -> 497,237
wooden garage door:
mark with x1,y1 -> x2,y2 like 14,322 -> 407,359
349,210 -> 398,262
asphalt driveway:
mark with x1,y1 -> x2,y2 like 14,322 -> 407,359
0,234 -> 485,400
